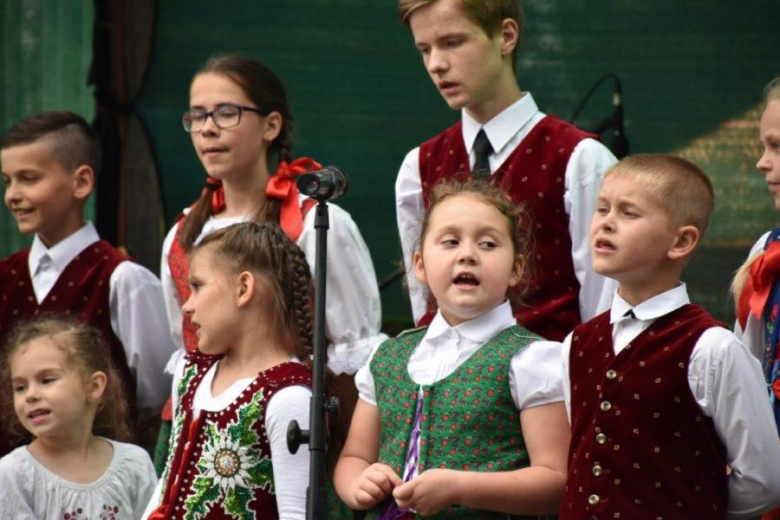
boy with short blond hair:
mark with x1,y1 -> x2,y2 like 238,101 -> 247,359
0,111 -> 174,453
395,0 -> 617,342
561,154 -> 780,519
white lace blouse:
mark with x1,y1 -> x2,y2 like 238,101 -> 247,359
0,439 -> 157,520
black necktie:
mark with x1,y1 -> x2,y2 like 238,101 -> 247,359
623,309 -> 636,319
472,129 -> 493,180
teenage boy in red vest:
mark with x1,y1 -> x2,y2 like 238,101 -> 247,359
0,111 -> 175,454
395,0 -> 617,341
561,154 -> 780,519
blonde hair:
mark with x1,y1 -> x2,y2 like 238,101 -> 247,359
605,154 -> 714,236
763,76 -> 780,108
1,316 -> 131,445
730,77 -> 780,304
397,0 -> 523,70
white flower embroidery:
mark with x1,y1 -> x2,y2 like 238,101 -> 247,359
202,436 -> 255,491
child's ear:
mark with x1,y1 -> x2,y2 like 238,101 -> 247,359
85,371 -> 107,402
498,18 -> 520,57
236,271 -> 256,307
72,165 -> 94,201
508,255 -> 525,288
412,250 -> 427,285
667,225 -> 700,261
262,112 -> 283,144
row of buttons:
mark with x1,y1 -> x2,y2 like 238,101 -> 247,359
588,369 -> 620,507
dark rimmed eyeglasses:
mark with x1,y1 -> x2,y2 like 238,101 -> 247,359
182,103 -> 264,132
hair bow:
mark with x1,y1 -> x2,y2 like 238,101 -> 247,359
737,240 -> 780,329
266,157 -> 323,240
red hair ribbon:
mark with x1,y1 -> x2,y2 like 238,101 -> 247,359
203,176 -> 226,214
737,241 -> 780,329
266,157 -> 323,240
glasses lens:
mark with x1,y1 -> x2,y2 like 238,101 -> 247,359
214,105 -> 241,129
182,111 -> 207,133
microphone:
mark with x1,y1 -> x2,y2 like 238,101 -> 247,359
611,87 -> 629,159
297,166 -> 350,202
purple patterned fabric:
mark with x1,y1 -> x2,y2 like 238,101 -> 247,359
378,394 -> 424,520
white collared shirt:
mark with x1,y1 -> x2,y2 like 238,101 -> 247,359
160,198 -> 387,377
561,284 -> 780,518
27,222 -> 175,412
355,301 -> 564,411
396,93 -> 618,326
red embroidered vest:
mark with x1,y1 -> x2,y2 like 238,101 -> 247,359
154,351 -> 312,519
560,305 -> 728,519
419,116 -> 595,341
0,242 -> 134,455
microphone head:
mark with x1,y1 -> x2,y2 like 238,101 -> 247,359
297,165 -> 350,201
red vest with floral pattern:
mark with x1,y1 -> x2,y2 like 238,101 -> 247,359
0,242 -> 133,455
153,351 -> 311,520
418,116 -> 596,341
561,305 -> 728,520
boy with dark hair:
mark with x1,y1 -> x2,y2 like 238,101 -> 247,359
395,0 -> 617,341
0,111 -> 174,453
561,155 -> 780,518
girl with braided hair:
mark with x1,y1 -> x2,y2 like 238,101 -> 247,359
146,221 -> 323,519
156,54 -> 385,476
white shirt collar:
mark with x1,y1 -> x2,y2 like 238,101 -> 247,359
462,93 -> 539,157
28,222 -> 100,275
426,300 -> 517,343
609,283 -> 690,324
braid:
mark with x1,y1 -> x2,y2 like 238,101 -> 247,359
287,243 -> 314,364
277,129 -> 293,164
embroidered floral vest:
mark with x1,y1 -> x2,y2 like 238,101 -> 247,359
561,305 -> 728,520
368,325 -> 538,519
418,116 -> 596,341
154,351 -> 312,520
0,242 -> 133,456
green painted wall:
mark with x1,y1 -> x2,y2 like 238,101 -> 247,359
0,0 -> 95,254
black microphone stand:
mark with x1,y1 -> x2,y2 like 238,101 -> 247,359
288,169 -> 346,520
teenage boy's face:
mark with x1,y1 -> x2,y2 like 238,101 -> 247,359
409,0 -> 509,117
589,174 -> 679,287
1,141 -> 83,245
758,100 -> 780,210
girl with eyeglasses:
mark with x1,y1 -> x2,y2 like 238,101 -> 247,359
154,54 -> 386,502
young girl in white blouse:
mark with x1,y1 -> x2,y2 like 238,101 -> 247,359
156,54 -> 384,472
334,179 -> 570,518
0,317 -> 157,520
146,222 -> 327,519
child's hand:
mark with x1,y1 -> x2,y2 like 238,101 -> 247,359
351,463 -> 402,509
392,468 -> 460,516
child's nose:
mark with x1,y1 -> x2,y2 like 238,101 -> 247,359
456,244 -> 478,263
757,149 -> 772,172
